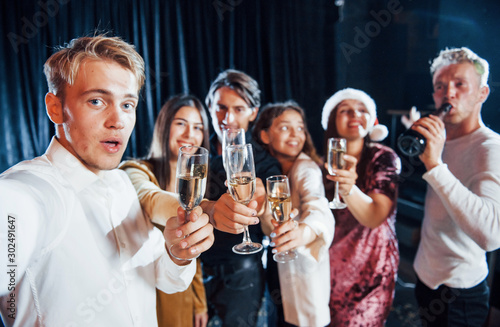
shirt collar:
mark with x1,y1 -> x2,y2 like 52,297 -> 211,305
45,137 -> 101,192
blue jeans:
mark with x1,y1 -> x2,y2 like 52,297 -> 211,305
415,277 -> 490,327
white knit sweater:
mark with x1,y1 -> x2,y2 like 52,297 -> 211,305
414,125 -> 500,289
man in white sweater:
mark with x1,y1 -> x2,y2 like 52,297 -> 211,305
412,47 -> 500,326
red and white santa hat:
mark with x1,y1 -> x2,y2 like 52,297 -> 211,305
321,88 -> 388,142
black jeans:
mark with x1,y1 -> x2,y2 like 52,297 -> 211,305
415,277 -> 490,327
266,249 -> 286,327
203,257 -> 265,327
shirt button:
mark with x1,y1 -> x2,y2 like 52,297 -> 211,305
120,242 -> 126,248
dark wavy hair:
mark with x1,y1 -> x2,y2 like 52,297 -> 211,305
323,104 -> 374,184
147,94 -> 210,190
252,101 -> 321,165
323,104 -> 373,155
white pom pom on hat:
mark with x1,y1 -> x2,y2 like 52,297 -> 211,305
370,119 -> 389,142
321,87 -> 389,142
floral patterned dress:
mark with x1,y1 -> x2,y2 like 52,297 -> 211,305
327,143 -> 400,327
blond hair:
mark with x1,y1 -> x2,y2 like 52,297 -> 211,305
44,35 -> 145,98
430,47 -> 489,87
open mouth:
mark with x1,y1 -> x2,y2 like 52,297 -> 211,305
102,139 -> 122,153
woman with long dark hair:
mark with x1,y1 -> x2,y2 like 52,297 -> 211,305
120,94 -> 210,327
322,88 -> 400,326
254,101 -> 334,327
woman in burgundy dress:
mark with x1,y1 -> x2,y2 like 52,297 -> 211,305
321,88 -> 401,326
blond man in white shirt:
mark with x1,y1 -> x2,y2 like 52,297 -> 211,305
412,47 -> 500,327
0,35 -> 214,326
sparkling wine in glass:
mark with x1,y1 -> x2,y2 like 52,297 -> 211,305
225,143 -> 263,255
266,175 -> 298,263
327,137 -> 347,209
176,145 -> 209,218
222,128 -> 246,170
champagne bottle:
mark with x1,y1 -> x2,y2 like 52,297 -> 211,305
397,103 -> 452,157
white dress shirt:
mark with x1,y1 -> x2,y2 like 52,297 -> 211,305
276,153 -> 335,327
0,138 -> 195,327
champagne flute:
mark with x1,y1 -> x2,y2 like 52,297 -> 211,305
327,137 -> 347,209
222,128 -> 246,171
225,143 -> 263,254
266,175 -> 298,263
176,145 -> 209,220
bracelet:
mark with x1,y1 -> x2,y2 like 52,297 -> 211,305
168,244 -> 199,262
342,185 -> 356,197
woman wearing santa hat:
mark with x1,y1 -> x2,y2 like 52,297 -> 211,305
322,88 -> 401,326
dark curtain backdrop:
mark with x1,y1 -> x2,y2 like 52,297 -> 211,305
0,0 -> 339,172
